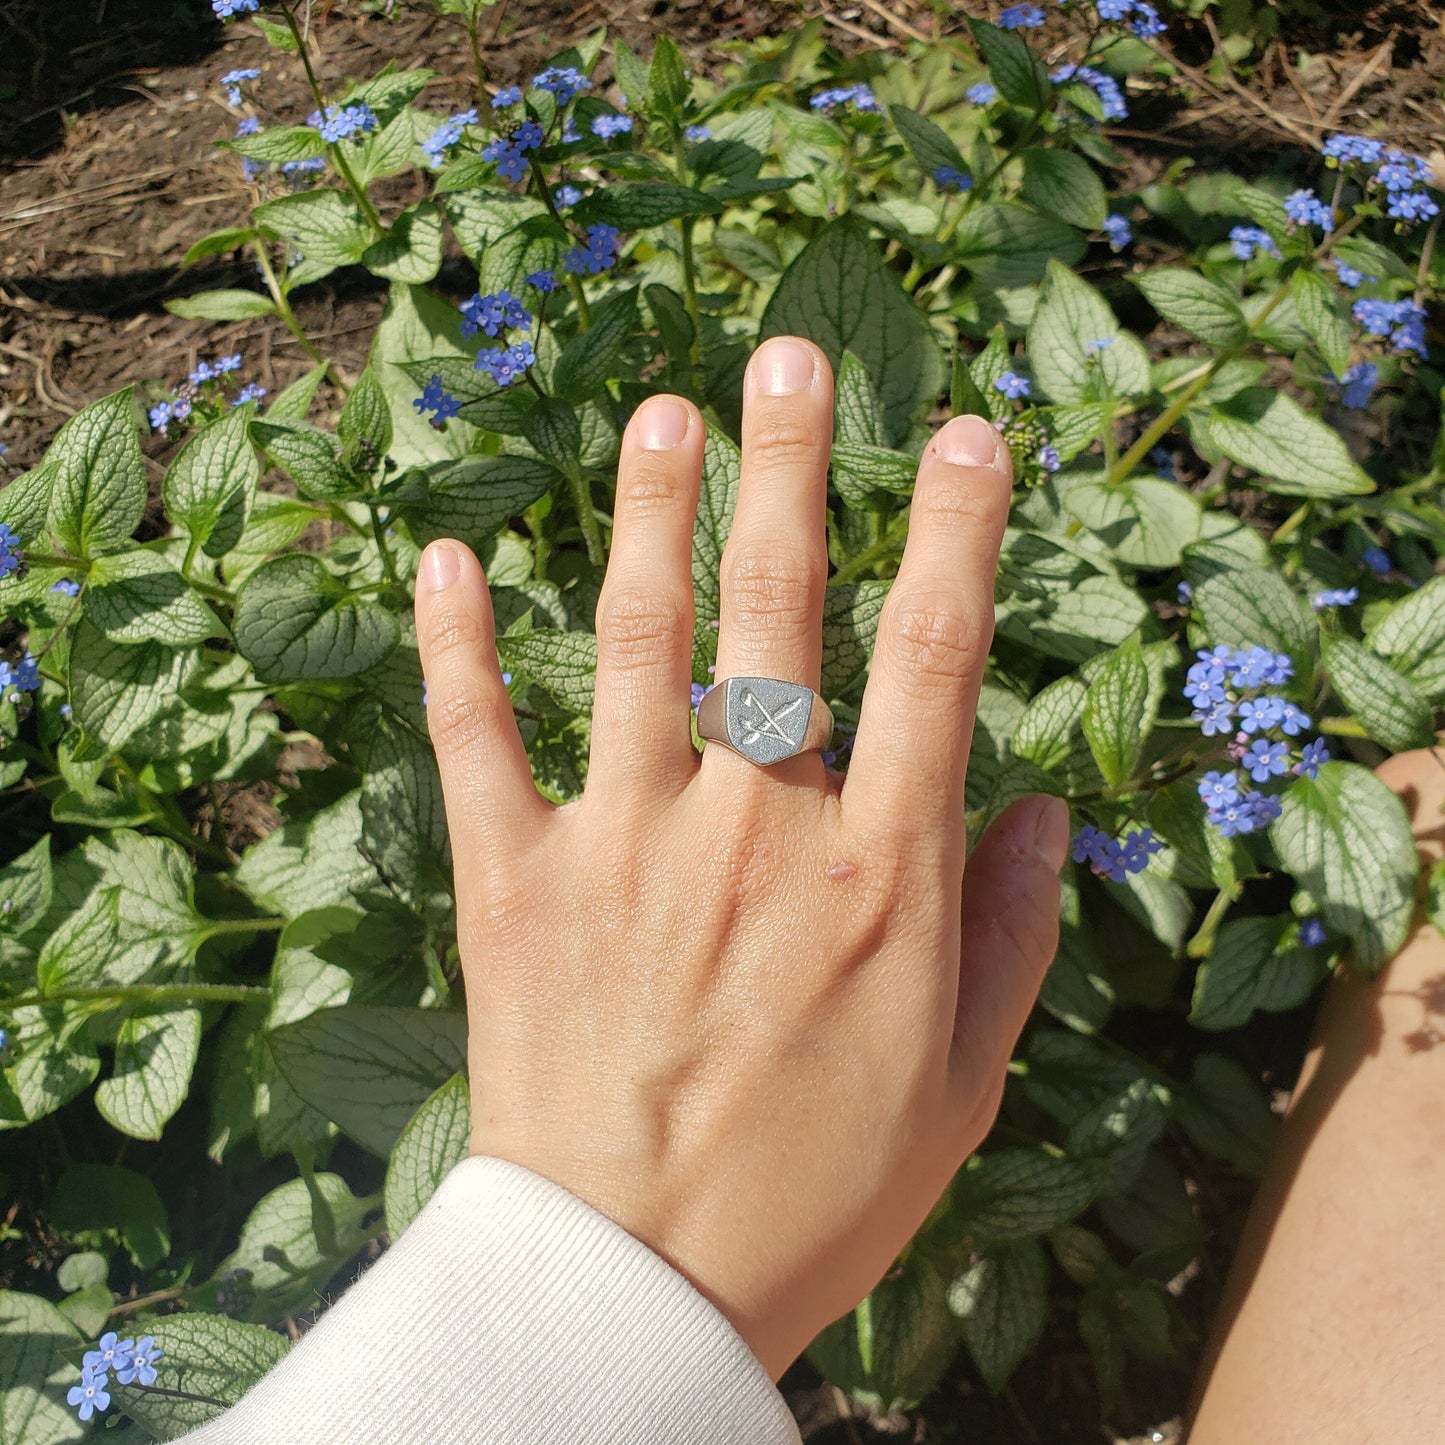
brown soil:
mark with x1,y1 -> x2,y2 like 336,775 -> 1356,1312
2,2 -> 1442,1442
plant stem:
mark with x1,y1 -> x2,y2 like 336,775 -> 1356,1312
196,916 -> 288,940
566,467 -> 605,565
2,983 -> 271,1012
371,509 -> 401,588
832,509 -> 911,583
108,1286 -> 186,1320
670,124 -> 705,383
252,241 -> 333,374
530,157 -> 593,327
24,551 -> 86,572
129,1384 -> 235,1411
1415,212 -> 1441,299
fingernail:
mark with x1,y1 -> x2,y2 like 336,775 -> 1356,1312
935,414 -> 1003,468
1033,796 -> 1071,872
420,541 -> 460,592
755,336 -> 816,395
638,395 -> 691,450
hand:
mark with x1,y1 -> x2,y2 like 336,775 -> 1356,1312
414,335 -> 1069,1379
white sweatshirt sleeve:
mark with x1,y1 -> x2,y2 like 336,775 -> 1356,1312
179,1156 -> 802,1445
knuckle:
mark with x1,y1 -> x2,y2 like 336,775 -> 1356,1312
596,586 -> 689,667
749,407 -> 824,472
887,592 -> 986,684
617,452 -> 690,515
427,686 -> 508,756
917,475 -> 1003,532
723,547 -> 823,632
425,600 -> 486,661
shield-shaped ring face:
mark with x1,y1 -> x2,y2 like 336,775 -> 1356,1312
724,676 -> 815,766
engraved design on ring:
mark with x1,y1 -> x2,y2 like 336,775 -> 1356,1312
695,676 -> 835,767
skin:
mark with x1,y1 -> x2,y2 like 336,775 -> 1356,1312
414,335 -> 1069,1380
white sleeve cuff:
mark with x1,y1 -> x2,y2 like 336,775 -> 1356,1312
181,1156 -> 802,1445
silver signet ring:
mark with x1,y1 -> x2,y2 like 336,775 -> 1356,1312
695,676 -> 834,767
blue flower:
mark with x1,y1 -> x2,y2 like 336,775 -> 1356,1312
563,222 -> 623,275
1095,0 -> 1134,17
493,86 -> 523,108
189,361 -> 215,386
1073,825 -> 1159,881
475,343 -> 536,387
1310,586 -> 1358,609
212,0 -> 260,15
460,290 -> 531,338
526,270 -> 560,293
1198,770 -> 1241,809
1322,133 -> 1383,166
965,81 -> 997,105
422,109 -> 478,167
1037,444 -> 1061,473
1050,64 -> 1127,122
149,401 -> 173,433
1298,917 -> 1327,947
999,4 -> 1045,27
282,157 -> 326,184
0,523 -> 21,579
1277,702 -> 1311,736
1294,738 -> 1329,779
690,681 -> 712,709
1183,660 -> 1228,707
1333,259 -> 1371,288
1351,298 -> 1428,357
1361,544 -> 1392,573
232,383 -> 268,407
994,371 -> 1031,399
221,67 -> 261,107
810,84 -> 881,114
1238,695 -> 1286,734
1229,225 -> 1281,261
414,376 -> 462,426
83,1333 -> 134,1377
482,138 -> 528,183
1176,580 -> 1193,605
1208,787 -> 1279,836
68,1369 -> 111,1423
1102,213 -> 1132,251
1085,336 -> 1115,353
1120,828 -> 1163,874
532,66 -> 592,105
1244,739 -> 1290,782
1386,188 -> 1439,223
1071,824 -> 1112,869
1128,2 -> 1167,37
514,120 -> 545,153
1375,147 -> 1431,193
312,104 -> 377,144
217,354 -> 243,374
115,1336 -> 163,1388
0,653 -> 40,693
553,184 -> 583,208
592,113 -> 633,139
51,578 -> 81,597
1193,699 -> 1236,736
933,165 -> 972,192
685,124 -> 712,142
1336,361 -> 1378,409
1284,188 -> 1333,230
235,116 -> 261,137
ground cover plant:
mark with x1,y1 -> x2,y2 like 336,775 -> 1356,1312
1,0 -> 1443,1439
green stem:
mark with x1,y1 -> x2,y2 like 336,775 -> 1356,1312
195,916 -> 288,941
371,510 -> 401,588
2,983 -> 271,1013
671,126 -> 704,383
566,467 -> 605,566
832,509 -> 911,583
24,551 -> 86,572
1186,882 -> 1242,960
252,241 -> 334,375
530,157 -> 593,327
466,13 -> 494,124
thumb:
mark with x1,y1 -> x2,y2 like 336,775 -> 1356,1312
952,794 -> 1069,1082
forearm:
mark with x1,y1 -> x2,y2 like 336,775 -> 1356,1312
178,1157 -> 801,1445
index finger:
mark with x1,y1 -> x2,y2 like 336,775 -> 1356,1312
841,415 -> 1012,845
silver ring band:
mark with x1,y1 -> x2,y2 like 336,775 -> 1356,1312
696,676 -> 834,767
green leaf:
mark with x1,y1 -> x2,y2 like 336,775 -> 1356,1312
648,34 -> 690,120
1290,268 -> 1351,376
1202,389 -> 1373,497
968,17 -> 1051,109
1175,1053 -> 1276,1178
253,12 -> 299,48
164,289 -> 279,322
760,215 -> 944,446
820,582 -> 890,699
46,388 -> 145,558
1272,762 -> 1419,973
253,190 -> 372,270
1063,476 -> 1201,568
0,1291 -> 85,1445
183,226 -> 258,264
1066,1076 -> 1169,1194
269,1004 -> 468,1156
1191,916 -> 1323,1031
834,351 -> 885,448
68,623 -> 200,754
554,288 -> 639,400
1028,261 -> 1150,403
234,792 -> 377,918
163,409 -> 258,558
2,1020 -> 100,1131
360,718 -> 450,911
362,200 -> 445,283
888,103 -> 966,175
234,554 -> 400,683
249,418 -> 355,501
952,1151 -> 1099,1244
265,362 -> 330,422
385,1073 -> 471,1235
1194,567 -> 1316,678
949,1240 -> 1049,1394
1323,634 -> 1436,752
0,838 -> 50,942
1081,636 -> 1151,788
953,202 -> 1085,289
950,349 -> 991,421
496,629 -> 598,714
48,1163 -> 170,1268
395,455 -> 558,552
1368,574 -> 1445,701
110,1314 -> 287,1439
337,369 -> 394,462
225,124 -> 325,163
1020,148 -> 1107,230
95,1009 -> 202,1140
524,398 -> 583,473
82,552 -> 220,646
690,426 -> 739,668
1133,267 -> 1248,348
830,441 -> 917,504
573,182 -> 721,229
615,39 -> 651,112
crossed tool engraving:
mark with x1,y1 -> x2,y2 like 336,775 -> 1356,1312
739,689 -> 804,746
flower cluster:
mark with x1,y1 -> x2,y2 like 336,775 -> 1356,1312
809,83 -> 881,114
1092,0 -> 1167,37
1183,644 -> 1301,737
1311,586 -> 1358,609
422,108 -> 478,168
69,1333 -> 164,1422
965,81 -> 998,105
684,123 -> 712,142
532,66 -> 591,105
149,353 -> 263,434
1322,134 -> 1439,224
414,376 -> 462,427
1284,187 -> 1333,231
933,165 -> 972,192
1228,226 -> 1281,262
1050,64 -> 1127,122
456,290 -> 536,388
1351,297 -> 1427,358
592,113 -> 633,139
1072,825 -> 1163,882
308,104 -> 378,144
483,118 -> 544,183
220,68 -> 260,108
564,222 -> 623,275
477,342 -> 537,388
460,290 -> 530,339
0,523 -> 21,579
999,5 -> 1045,28
1196,767 -> 1283,836
1332,361 -> 1378,410
0,653 -> 40,695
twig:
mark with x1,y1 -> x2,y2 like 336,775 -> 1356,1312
1318,33 -> 1396,131
852,0 -> 930,43
819,12 -> 898,50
